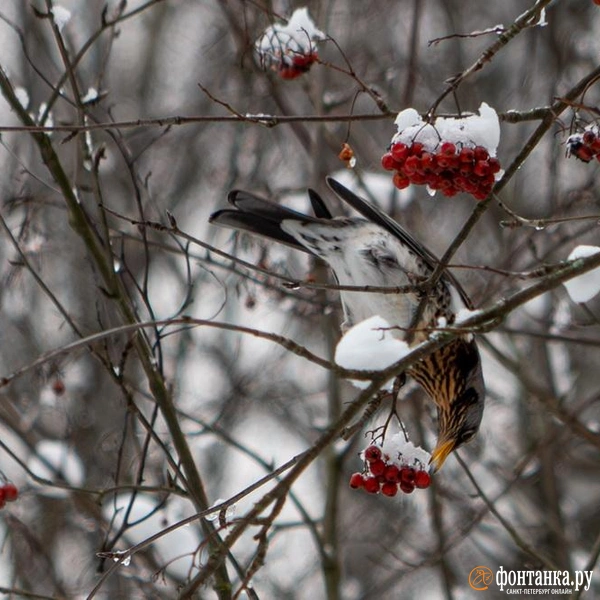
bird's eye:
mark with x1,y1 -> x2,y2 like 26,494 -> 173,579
457,427 -> 477,446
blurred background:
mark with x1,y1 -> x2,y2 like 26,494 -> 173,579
0,1 -> 599,598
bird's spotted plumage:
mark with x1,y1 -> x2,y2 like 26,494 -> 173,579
210,177 -> 485,470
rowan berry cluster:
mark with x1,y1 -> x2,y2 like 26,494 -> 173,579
349,444 -> 431,497
0,482 -> 19,508
254,8 -> 325,81
381,140 -> 501,200
567,126 -> 600,163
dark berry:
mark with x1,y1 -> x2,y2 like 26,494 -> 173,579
364,446 -> 382,462
399,480 -> 415,494
400,467 -> 416,484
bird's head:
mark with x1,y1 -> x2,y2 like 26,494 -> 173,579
429,384 -> 484,471
423,339 -> 486,472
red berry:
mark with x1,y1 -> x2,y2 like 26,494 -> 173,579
427,175 -> 442,190
410,172 -> 427,185
349,473 -> 365,489
381,153 -> 397,171
473,189 -> 489,201
591,138 -> 600,153
281,66 -> 306,79
364,445 -> 382,462
420,152 -> 436,171
403,155 -> 420,175
381,482 -> 398,497
473,160 -> 489,177
440,141 -> 456,155
384,465 -> 401,483
363,476 -> 380,494
414,470 -> 431,489
410,142 -> 424,156
454,175 -> 468,190
473,145 -> 489,161
400,467 -> 416,484
391,142 -> 409,162
463,179 -> 478,194
583,130 -> 596,145
443,186 -> 458,197
574,145 -> 594,162
3,484 -> 18,502
292,53 -> 317,69
52,379 -> 66,396
459,147 -> 474,163
369,459 -> 386,476
435,153 -> 451,169
392,172 -> 410,190
399,480 -> 415,494
488,157 -> 501,174
594,0 -> 600,6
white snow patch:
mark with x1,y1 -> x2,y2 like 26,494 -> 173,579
455,307 -> 483,324
81,87 -> 99,104
381,435 -> 431,467
392,102 -> 501,157
51,6 -> 71,31
563,245 -> 600,303
334,315 -> 410,391
14,86 -> 29,108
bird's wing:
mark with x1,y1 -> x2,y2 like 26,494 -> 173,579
209,190 -> 321,252
326,177 -> 474,309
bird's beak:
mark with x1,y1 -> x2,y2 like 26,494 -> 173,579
429,438 -> 456,472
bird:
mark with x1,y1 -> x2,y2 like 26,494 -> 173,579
209,177 -> 485,471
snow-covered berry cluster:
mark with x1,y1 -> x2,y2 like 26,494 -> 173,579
382,140 -> 501,200
382,103 -> 502,201
255,8 -> 325,80
349,435 -> 432,497
0,482 -> 19,508
567,125 -> 600,163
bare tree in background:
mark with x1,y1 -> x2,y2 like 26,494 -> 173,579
0,1 -> 600,599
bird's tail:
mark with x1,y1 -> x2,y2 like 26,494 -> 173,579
209,188 -> 333,253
